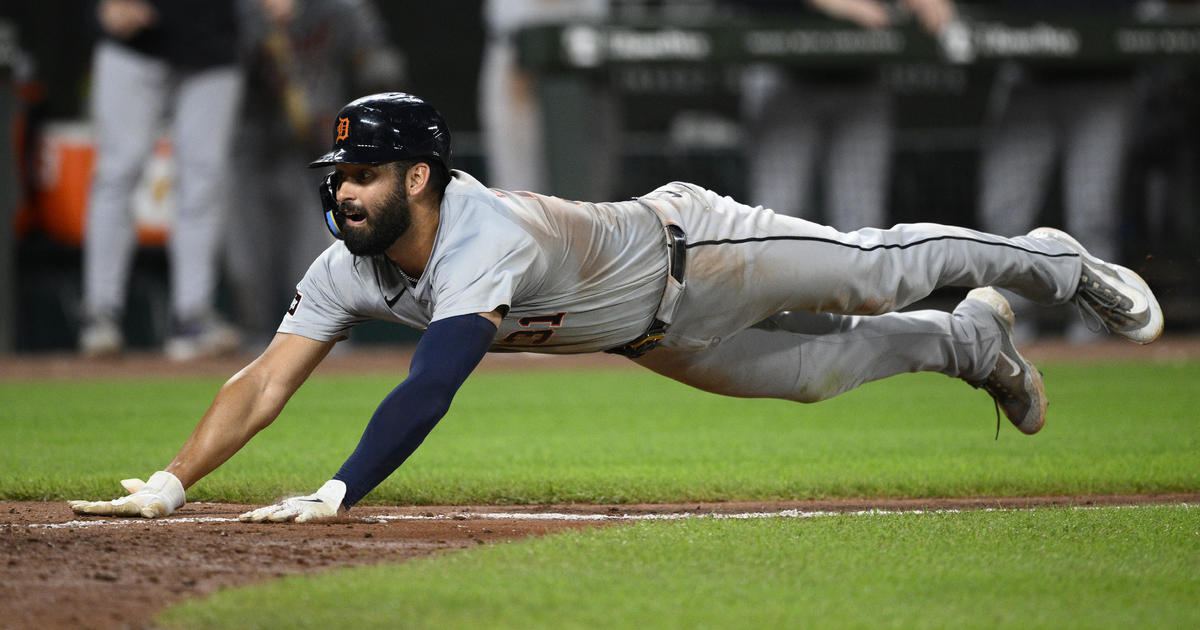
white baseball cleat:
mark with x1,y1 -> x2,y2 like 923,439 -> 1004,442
1027,227 -> 1164,344
963,287 -> 1046,436
79,316 -> 124,358
165,312 -> 241,361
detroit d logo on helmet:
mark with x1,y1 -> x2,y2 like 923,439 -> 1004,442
336,117 -> 350,142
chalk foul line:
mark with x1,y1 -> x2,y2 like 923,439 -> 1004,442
16,502 -> 1193,530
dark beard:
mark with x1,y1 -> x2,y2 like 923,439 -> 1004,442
340,186 -> 412,257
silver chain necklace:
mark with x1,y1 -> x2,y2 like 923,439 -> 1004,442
395,263 -> 418,286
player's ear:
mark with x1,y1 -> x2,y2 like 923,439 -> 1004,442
405,162 -> 432,198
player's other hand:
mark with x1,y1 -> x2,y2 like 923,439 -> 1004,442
239,480 -> 346,523
68,471 -> 185,518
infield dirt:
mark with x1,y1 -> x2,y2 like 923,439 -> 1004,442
3,494 -> 1198,630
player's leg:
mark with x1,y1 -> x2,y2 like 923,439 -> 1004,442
224,129 -> 281,350
747,221 -> 1082,311
978,83 -> 1056,244
742,67 -> 819,220
652,206 -> 1079,355
1061,82 -> 1131,262
824,82 -> 892,231
636,289 -> 1045,433
977,81 -> 1057,340
479,36 -> 547,192
647,182 -> 1081,322
638,302 -> 993,403
644,181 -> 1159,348
166,64 -> 243,359
1060,80 -> 1135,343
81,42 -> 171,355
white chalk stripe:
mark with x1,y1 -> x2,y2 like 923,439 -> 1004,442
25,516 -> 237,529
368,509 -> 852,523
14,503 -> 1191,530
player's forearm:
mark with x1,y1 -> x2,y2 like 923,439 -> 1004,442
333,374 -> 452,506
333,313 -> 496,506
164,369 -> 294,488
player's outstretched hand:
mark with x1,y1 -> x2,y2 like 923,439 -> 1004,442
68,471 -> 185,518
239,480 -> 346,523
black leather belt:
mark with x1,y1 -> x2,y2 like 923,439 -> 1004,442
606,224 -> 686,359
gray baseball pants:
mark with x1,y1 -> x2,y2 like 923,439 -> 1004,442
633,183 -> 1081,403
83,41 -> 243,322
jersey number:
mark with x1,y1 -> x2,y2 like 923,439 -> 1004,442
502,312 -> 566,345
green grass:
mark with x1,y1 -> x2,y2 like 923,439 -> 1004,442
5,359 -> 1197,629
1,361 -> 1197,503
156,505 -> 1200,630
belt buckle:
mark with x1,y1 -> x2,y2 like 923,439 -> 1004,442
624,331 -> 665,358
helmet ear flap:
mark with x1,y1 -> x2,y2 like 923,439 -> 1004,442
320,172 -> 344,239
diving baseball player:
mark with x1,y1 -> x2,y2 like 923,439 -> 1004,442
69,93 -> 1163,522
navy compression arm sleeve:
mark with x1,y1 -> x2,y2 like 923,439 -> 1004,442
333,313 -> 496,507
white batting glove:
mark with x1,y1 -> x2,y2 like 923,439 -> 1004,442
68,471 -> 185,518
239,480 -> 346,523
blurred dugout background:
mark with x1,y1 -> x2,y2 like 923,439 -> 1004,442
1,0 -> 1198,353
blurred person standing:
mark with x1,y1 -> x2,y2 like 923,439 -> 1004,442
479,0 -> 617,198
976,0 -> 1140,343
740,0 -> 956,230
227,0 -> 405,350
80,0 -> 245,360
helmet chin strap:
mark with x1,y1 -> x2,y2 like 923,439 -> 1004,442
320,172 -> 345,239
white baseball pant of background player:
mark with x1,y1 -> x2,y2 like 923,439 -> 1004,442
479,0 -> 614,197
82,40 -> 243,353
742,65 -> 893,231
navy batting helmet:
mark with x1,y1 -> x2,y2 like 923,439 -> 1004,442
310,92 -> 452,239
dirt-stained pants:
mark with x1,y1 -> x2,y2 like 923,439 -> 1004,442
632,183 -> 1082,402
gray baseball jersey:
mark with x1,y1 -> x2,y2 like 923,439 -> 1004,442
280,170 -> 668,353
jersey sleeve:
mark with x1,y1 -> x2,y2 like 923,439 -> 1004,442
277,247 -> 372,341
426,215 -> 541,323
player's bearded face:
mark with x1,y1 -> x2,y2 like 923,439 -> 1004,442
338,179 -> 412,257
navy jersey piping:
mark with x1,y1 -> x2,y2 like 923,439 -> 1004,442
685,234 -> 1081,259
